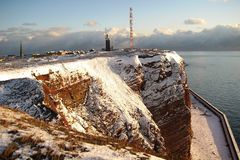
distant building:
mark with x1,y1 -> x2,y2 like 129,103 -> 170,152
105,34 -> 111,51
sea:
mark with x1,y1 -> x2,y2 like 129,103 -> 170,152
178,51 -> 240,146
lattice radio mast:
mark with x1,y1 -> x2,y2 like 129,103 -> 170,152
129,7 -> 134,48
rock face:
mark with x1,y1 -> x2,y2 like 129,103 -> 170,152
112,49 -> 192,159
32,68 -> 166,155
0,49 -> 192,159
33,71 -> 91,133
0,78 -> 57,121
141,52 -> 192,160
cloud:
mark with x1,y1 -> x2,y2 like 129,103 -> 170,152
22,22 -> 37,26
0,26 -> 70,42
46,27 -> 70,37
84,20 -> 98,27
1,24 -> 240,55
153,28 -> 175,35
105,27 -> 129,37
137,24 -> 240,51
184,18 -> 207,25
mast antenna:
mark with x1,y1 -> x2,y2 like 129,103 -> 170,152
129,7 -> 134,48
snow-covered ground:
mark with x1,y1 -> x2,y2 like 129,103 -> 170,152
0,106 -> 164,160
190,95 -> 231,160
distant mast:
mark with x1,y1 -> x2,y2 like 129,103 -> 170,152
129,7 -> 134,49
20,41 -> 23,58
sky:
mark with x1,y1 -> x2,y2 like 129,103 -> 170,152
0,0 -> 240,54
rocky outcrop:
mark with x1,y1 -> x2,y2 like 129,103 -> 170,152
140,52 -> 192,160
33,71 -> 91,133
0,49 -> 192,159
0,54 -> 167,157
0,78 -> 57,121
32,69 -> 166,156
113,49 -> 192,159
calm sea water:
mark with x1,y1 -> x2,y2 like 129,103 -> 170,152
178,51 -> 240,146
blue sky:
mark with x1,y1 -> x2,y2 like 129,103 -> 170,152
1,0 -> 239,33
1,0 -> 240,54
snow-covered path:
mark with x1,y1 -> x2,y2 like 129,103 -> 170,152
190,95 -> 231,160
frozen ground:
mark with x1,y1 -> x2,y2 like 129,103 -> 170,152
190,95 -> 231,160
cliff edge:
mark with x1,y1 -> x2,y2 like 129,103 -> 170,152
0,49 -> 191,159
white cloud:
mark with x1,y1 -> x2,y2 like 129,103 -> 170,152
184,18 -> 207,25
153,28 -> 175,35
84,20 -> 98,27
27,36 -> 34,40
46,27 -> 69,37
0,26 -> 70,41
224,24 -> 240,29
105,27 -> 129,37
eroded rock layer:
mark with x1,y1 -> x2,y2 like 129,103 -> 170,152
113,50 -> 192,160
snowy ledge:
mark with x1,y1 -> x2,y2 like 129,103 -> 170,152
0,50 -> 183,81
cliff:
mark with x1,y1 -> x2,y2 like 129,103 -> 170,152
0,49 -> 191,159
111,50 -> 192,159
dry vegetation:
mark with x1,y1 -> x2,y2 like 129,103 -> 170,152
0,106 -> 164,159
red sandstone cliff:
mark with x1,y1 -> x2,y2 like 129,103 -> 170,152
0,49 -> 191,159
112,49 -> 192,159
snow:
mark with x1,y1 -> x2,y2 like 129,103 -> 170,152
139,53 -> 184,108
0,78 -> 57,120
0,50 -> 187,157
139,55 -> 164,64
190,95 -> 231,160
65,57 -> 164,149
165,51 -> 183,64
0,106 -> 165,160
0,51 -> 168,152
80,143 -> 164,160
0,131 -> 13,154
107,51 -> 185,111
0,63 -> 63,81
112,54 -> 142,67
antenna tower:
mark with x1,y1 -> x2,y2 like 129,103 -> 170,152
129,7 -> 134,48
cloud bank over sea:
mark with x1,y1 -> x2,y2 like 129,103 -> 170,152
1,24 -> 240,55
